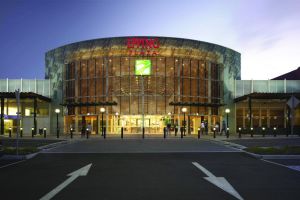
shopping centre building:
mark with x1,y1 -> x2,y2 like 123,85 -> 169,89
0,36 -> 299,136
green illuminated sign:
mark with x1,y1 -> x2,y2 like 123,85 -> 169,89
135,60 -> 151,75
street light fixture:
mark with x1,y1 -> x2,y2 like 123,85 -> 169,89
55,108 -> 60,138
225,108 -> 230,136
100,107 -> 105,138
182,107 -> 187,137
225,108 -> 230,128
115,112 -> 119,131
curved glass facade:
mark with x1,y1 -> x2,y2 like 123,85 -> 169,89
64,56 -> 223,134
45,36 -> 241,134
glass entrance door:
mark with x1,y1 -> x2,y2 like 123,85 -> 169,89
85,115 -> 98,135
116,115 -> 165,134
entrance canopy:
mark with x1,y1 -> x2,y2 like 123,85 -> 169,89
169,101 -> 225,107
0,92 -> 51,135
0,92 -> 51,102
234,92 -> 300,103
61,101 -> 117,107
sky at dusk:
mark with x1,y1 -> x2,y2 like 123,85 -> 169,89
0,0 -> 299,80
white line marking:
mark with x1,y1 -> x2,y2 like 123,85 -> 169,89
192,162 -> 244,200
262,159 -> 300,172
261,159 -> 289,168
42,151 -> 241,154
287,166 -> 300,172
0,159 -> 26,169
39,163 -> 92,200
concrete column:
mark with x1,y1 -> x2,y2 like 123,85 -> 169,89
35,78 -> 37,93
259,107 -> 262,127
234,79 -> 236,98
42,79 -> 45,96
284,79 -> 286,93
267,107 -> 270,128
242,107 -> 245,128
106,58 -> 109,133
0,97 -> 4,135
49,79 -> 51,97
284,106 -> 287,128
97,115 -> 100,134
75,107 -> 79,133
177,59 -> 181,129
207,62 -> 211,132
208,61 -> 211,104
33,97 -> 37,135
208,108 -> 212,133
242,80 -> 244,96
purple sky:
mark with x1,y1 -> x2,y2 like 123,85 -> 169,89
0,0 -> 299,79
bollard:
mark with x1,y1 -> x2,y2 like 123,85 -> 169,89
273,127 -> 277,137
180,127 -> 183,139
121,127 -> 123,139
9,127 -> 12,138
163,127 -> 166,139
32,127 -> 35,138
20,127 -> 23,138
104,127 -> 106,139
250,127 -> 253,137
142,127 -> 145,139
238,127 -> 242,138
86,128 -> 89,139
57,128 -> 60,139
175,127 -> 178,136
70,128 -> 73,139
262,127 -> 265,137
213,127 -> 216,139
43,128 -> 47,138
198,128 -> 200,139
226,128 -> 229,138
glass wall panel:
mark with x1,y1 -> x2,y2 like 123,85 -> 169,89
243,80 -> 252,95
287,80 -> 300,92
253,80 -> 268,93
276,80 -> 284,93
0,80 -> 6,91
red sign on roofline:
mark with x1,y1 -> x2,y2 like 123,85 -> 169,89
126,38 -> 160,56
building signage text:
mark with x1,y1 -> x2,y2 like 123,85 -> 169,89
127,38 -> 160,56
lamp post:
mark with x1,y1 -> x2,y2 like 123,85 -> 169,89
115,112 -> 119,133
100,107 -> 105,138
55,109 -> 60,138
182,107 -> 187,137
225,108 -> 230,137
9,127 -> 12,138
167,112 -> 171,136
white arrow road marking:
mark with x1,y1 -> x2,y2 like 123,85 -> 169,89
40,163 -> 92,200
192,162 -> 244,200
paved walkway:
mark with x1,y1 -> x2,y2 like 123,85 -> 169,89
227,137 -> 300,148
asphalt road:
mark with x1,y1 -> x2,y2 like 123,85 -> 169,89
0,137 -> 65,147
44,138 -> 238,153
1,152 -> 300,200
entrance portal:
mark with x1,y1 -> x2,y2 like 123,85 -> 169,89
116,115 -> 164,134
